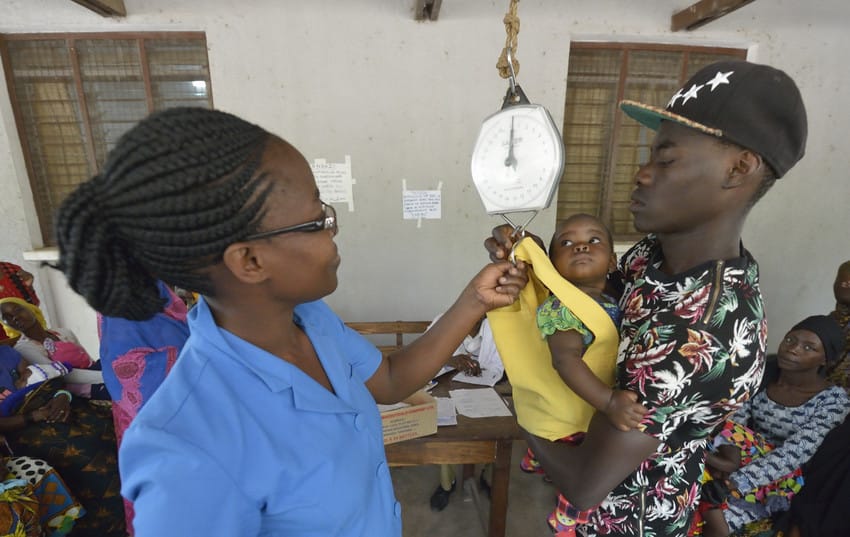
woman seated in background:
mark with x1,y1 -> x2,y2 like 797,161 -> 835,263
693,315 -> 850,537
0,344 -> 124,537
0,261 -> 40,347
0,298 -> 108,399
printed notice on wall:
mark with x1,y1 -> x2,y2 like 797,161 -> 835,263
402,179 -> 442,228
311,156 -> 355,211
403,190 -> 441,219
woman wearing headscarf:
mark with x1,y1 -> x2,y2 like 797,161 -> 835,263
0,262 -> 39,346
693,315 -> 850,537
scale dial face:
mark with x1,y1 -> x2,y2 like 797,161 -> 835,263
470,104 -> 565,215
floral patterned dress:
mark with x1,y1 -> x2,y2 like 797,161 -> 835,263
584,235 -> 767,537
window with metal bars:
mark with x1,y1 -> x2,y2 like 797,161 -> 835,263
0,33 -> 213,245
558,43 -> 747,241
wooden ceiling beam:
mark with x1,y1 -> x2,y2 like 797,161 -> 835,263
671,0 -> 755,31
414,0 -> 442,21
68,0 -> 127,17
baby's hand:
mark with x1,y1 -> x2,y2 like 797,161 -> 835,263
604,390 -> 648,432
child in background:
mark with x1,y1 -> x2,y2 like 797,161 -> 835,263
518,213 -> 647,536
14,361 -> 71,390
3,359 -> 73,421
0,354 -> 73,421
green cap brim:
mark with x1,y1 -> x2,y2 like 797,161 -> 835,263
619,100 -> 723,137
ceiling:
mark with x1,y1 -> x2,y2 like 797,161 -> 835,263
67,0 -> 758,31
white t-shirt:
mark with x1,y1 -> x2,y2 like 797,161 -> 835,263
429,315 -> 504,385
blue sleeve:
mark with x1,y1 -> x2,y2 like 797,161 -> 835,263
299,300 -> 382,383
121,425 -> 260,537
340,324 -> 383,382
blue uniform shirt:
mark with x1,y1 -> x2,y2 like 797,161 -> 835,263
120,298 -> 401,537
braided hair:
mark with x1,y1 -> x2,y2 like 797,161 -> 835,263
53,107 -> 272,321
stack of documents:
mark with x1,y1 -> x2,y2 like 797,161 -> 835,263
436,387 -> 512,426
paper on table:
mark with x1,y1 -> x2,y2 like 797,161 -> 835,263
452,363 -> 504,387
449,388 -> 512,418
436,396 -> 457,426
376,401 -> 408,412
434,364 -> 456,378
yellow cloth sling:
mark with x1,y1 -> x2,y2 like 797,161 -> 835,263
486,237 -> 619,441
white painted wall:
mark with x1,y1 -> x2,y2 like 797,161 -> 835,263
0,0 -> 847,357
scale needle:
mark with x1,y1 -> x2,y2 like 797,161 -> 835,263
504,117 -> 517,170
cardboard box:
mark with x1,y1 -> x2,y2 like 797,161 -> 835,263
379,390 -> 438,445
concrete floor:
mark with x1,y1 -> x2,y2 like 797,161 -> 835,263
390,440 -> 557,537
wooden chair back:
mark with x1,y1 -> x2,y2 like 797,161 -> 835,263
345,321 -> 431,356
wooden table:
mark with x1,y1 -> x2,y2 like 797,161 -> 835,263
384,377 -> 521,537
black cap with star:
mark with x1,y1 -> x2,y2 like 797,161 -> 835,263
620,60 -> 807,178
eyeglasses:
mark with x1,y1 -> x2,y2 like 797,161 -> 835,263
243,202 -> 337,241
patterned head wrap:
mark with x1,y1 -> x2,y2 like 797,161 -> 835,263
0,262 -> 39,305
0,297 -> 47,339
